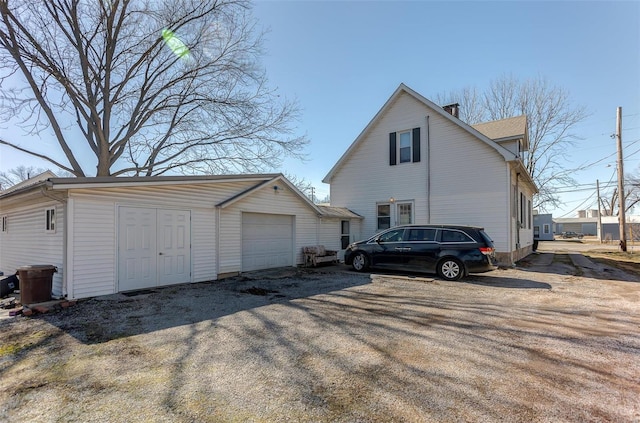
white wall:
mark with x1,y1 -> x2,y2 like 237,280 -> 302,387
66,181 -> 257,299
218,180 -> 320,273
0,196 -> 65,296
329,91 -> 513,253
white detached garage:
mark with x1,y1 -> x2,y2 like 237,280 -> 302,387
0,173 -> 360,300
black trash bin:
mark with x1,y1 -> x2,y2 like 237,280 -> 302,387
17,265 -> 57,304
0,274 -> 19,298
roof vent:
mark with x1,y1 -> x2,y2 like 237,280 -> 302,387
443,103 -> 460,119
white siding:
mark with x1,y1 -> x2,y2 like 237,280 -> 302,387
0,198 -> 65,297
67,181 -> 256,298
69,197 -> 116,298
318,218 -> 341,251
428,114 -> 510,253
219,181 -> 319,274
330,91 -> 512,253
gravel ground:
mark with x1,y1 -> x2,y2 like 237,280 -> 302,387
1,251 -> 639,422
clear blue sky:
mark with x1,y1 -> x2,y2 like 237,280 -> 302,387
1,1 -> 639,218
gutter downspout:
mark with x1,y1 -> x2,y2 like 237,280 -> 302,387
426,115 -> 431,224
515,172 -> 521,258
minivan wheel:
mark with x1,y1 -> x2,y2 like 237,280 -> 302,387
437,258 -> 464,281
351,252 -> 369,272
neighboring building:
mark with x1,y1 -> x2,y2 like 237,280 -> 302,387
0,173 -> 361,299
323,83 -> 538,265
554,218 -> 598,236
601,215 -> 640,242
533,213 -> 554,241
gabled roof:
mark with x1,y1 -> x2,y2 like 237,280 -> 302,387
216,174 -> 323,216
472,115 -> 529,149
322,83 -> 519,184
0,170 -> 57,195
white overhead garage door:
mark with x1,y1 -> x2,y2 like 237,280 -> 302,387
242,213 -> 294,272
118,207 -> 191,292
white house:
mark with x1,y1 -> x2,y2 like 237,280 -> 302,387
323,83 -> 538,264
0,173 -> 361,300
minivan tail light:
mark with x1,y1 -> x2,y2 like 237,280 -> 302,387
479,247 -> 494,255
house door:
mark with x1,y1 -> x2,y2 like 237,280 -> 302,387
118,207 -> 191,292
341,220 -> 350,249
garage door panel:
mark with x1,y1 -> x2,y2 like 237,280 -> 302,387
242,213 -> 293,272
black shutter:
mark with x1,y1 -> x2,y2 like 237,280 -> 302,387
412,127 -> 421,163
389,132 -> 397,166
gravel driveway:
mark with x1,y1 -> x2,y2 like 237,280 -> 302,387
1,251 -> 639,422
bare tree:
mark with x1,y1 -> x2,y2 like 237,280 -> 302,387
0,165 -> 46,189
434,86 -> 486,125
601,174 -> 640,216
0,0 -> 306,177
436,75 -> 588,211
283,172 -> 314,201
0,165 -> 75,189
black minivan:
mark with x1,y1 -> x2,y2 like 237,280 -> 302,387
344,225 -> 497,281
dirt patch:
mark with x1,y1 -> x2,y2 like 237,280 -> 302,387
1,262 -> 639,422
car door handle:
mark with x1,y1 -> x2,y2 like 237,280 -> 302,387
159,252 -> 164,255
404,247 -> 411,251
395,247 -> 404,251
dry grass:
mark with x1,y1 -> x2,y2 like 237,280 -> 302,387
584,251 -> 640,275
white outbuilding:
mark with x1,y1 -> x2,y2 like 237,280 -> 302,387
0,173 -> 361,300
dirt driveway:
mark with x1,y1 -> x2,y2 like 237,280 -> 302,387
1,249 -> 639,422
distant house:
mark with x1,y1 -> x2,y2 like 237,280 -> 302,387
533,213 -> 554,241
0,173 -> 361,300
323,83 -> 538,264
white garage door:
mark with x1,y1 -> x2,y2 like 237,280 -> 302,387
118,207 -> 191,292
242,213 -> 294,272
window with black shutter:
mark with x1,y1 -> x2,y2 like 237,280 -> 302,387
389,127 -> 420,165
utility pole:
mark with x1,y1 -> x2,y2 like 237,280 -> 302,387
616,106 -> 627,252
596,179 -> 603,243
310,186 -> 315,203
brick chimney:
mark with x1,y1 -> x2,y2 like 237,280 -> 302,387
443,103 -> 460,118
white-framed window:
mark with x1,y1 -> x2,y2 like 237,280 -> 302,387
377,203 -> 391,230
397,202 -> 413,225
399,131 -> 412,163
1,216 -> 6,232
45,207 -> 56,233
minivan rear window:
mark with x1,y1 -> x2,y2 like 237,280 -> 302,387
479,230 -> 494,247
441,230 -> 474,243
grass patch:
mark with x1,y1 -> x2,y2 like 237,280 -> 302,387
584,251 -> 640,275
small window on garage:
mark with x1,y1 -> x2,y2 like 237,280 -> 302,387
45,207 -> 56,233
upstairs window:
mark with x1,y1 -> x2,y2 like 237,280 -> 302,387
46,208 -> 56,233
399,131 -> 411,163
389,127 -> 421,165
